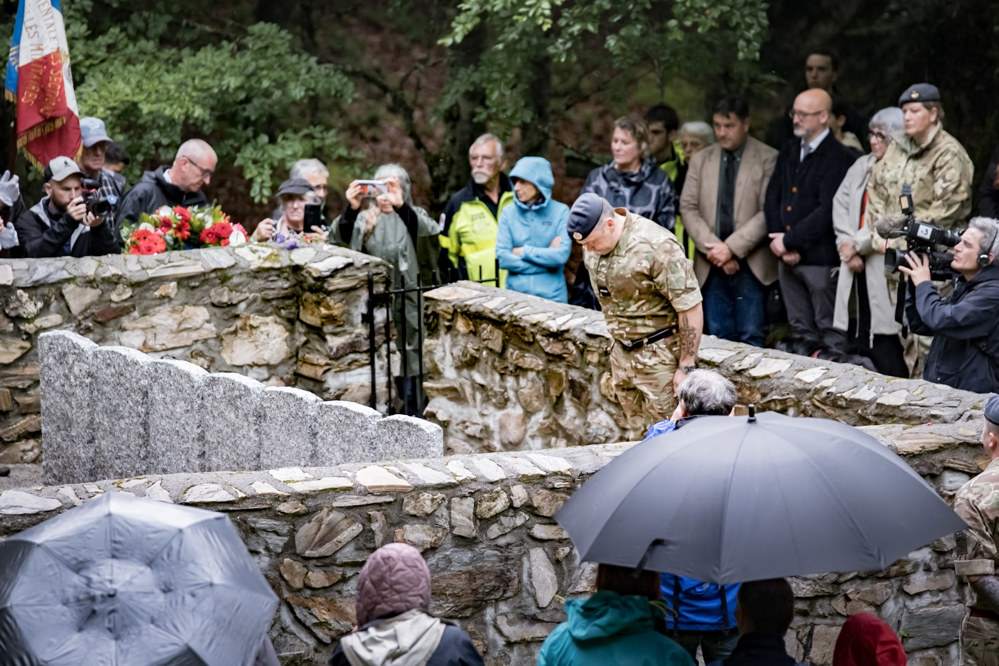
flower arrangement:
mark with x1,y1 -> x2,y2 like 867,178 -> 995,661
121,205 -> 248,255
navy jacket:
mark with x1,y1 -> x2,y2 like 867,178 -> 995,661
117,166 -> 208,227
765,134 -> 853,266
706,632 -> 800,666
906,265 -> 999,393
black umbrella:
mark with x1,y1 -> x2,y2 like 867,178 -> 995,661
555,410 -> 966,584
0,492 -> 278,665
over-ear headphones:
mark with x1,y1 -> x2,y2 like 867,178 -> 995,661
978,223 -> 998,268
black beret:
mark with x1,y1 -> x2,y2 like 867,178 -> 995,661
568,193 -> 612,241
986,395 -> 999,426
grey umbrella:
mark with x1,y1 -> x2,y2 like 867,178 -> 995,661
0,492 -> 278,666
555,411 -> 966,584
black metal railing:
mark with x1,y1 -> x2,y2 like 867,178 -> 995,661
366,260 -> 500,416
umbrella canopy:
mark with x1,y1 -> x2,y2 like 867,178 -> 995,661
0,492 -> 278,666
555,411 -> 966,584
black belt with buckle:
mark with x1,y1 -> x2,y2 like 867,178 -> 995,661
619,325 -> 678,351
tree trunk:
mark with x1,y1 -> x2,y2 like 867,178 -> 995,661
432,22 -> 488,215
520,49 -> 551,159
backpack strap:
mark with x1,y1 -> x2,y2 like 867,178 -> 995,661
672,577 -> 682,631
719,583 -> 730,630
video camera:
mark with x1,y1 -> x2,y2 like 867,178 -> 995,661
80,178 -> 117,217
883,185 -> 959,281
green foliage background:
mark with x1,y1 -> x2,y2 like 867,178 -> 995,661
3,0 -> 998,217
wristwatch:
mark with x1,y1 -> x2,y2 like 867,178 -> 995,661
680,365 -> 696,374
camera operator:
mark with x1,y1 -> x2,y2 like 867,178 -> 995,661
14,157 -> 120,258
78,117 -> 123,240
898,217 -> 999,393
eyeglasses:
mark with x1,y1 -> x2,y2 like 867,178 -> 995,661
788,109 -> 823,120
869,130 -> 890,142
186,157 -> 214,180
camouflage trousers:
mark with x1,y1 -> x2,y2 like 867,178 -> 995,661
609,338 -> 678,437
962,614 -> 999,666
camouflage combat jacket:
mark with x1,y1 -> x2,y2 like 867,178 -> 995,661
954,457 -> 999,608
583,210 -> 702,342
867,124 -> 974,247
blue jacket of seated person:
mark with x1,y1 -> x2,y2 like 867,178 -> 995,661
645,418 -> 740,633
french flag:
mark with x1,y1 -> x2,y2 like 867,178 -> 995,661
5,0 -> 81,169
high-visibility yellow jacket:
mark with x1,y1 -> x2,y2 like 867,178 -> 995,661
440,177 -> 513,286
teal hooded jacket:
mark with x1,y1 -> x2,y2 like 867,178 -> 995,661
537,591 -> 695,666
495,156 -> 571,302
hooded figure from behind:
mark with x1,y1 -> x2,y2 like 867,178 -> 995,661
495,156 -> 571,302
831,613 -> 906,666
328,543 -> 483,666
538,563 -> 695,666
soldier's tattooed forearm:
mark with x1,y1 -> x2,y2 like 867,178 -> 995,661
971,576 -> 999,613
678,321 -> 697,362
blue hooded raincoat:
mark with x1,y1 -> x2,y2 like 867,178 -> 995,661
495,157 -> 571,302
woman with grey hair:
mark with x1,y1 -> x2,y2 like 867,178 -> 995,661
331,164 -> 440,414
677,122 -> 716,160
831,107 -> 907,376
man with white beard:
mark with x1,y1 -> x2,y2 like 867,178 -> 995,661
439,133 -> 513,283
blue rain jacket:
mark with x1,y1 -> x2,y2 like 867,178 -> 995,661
495,157 -> 571,302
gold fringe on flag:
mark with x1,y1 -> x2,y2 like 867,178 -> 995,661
15,116 -> 68,149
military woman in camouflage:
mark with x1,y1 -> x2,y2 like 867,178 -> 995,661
567,193 -> 703,437
868,83 -> 974,240
867,83 -> 975,377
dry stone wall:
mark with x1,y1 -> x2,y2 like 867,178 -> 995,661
423,282 -> 990,453
38,330 -> 442,484
0,245 -> 395,464
0,431 -> 979,666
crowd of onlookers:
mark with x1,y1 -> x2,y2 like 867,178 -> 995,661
2,50 -> 998,394
326,535 -> 908,666
437,51 -> 999,395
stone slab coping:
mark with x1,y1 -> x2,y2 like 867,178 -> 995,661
426,281 -> 991,427
0,418 -> 982,519
0,444 -> 631,517
0,244 -> 390,289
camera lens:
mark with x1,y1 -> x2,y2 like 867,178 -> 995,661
89,199 -> 112,216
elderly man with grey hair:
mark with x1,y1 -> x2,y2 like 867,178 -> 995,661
290,158 -> 329,204
830,107 -> 908,377
642,369 -> 742,664
439,133 -> 513,283
899,216 -> 999,393
117,139 -> 218,226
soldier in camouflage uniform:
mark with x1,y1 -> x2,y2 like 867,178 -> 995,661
868,83 -> 974,241
954,394 -> 999,666
567,193 -> 703,436
866,83 -> 974,377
